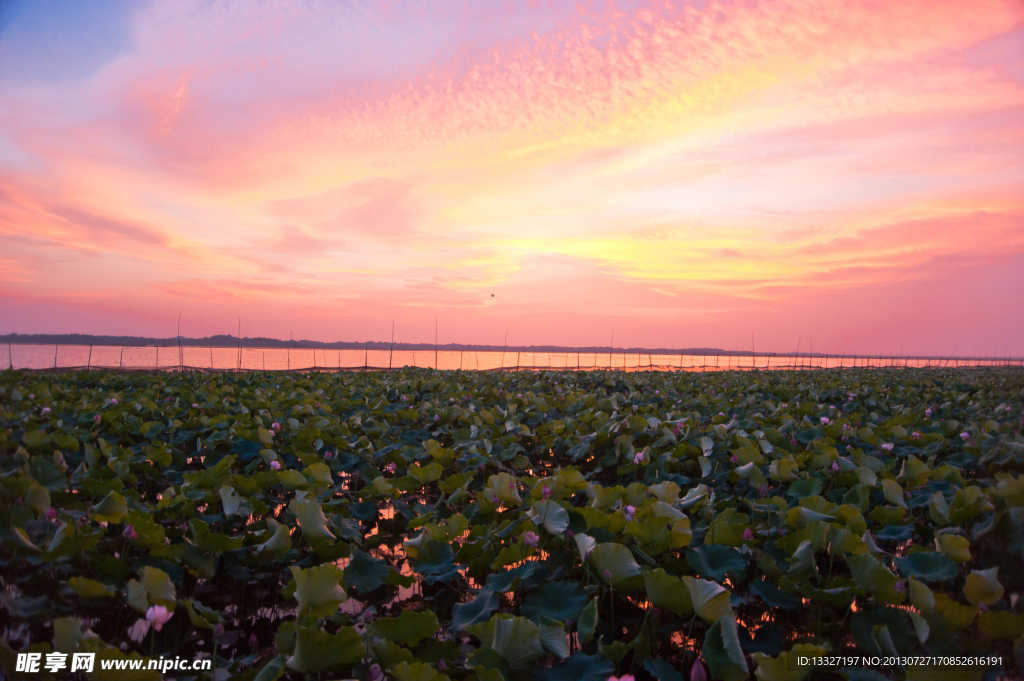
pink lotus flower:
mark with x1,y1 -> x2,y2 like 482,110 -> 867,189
45,507 -> 57,520
790,437 -> 797,446
491,495 -> 499,505
960,432 -> 970,441
368,664 -> 383,681
758,484 -> 769,497
634,452 -> 644,465
213,622 -> 225,637
145,605 -> 173,632
270,460 -> 281,470
192,403 -> 198,407
523,531 -> 540,547
94,414 -> 101,423
911,432 -> 920,439
542,485 -> 551,499
41,407 -> 51,415
820,417 -> 830,425
742,527 -> 754,541
509,481 -> 516,490
123,524 -> 138,540
385,463 -> 396,474
517,393 -> 522,398
895,579 -> 905,593
880,443 -> 894,451
434,415 -> 440,422
29,394 -> 34,399
832,461 -> 840,472
691,659 -> 707,681
624,505 -> 636,521
604,570 -> 613,581
925,409 -> 932,418
730,455 -> 738,464
843,423 -> 850,431
110,398 -> 118,404
271,422 -> 280,430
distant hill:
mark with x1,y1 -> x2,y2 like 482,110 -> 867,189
0,332 -> 788,356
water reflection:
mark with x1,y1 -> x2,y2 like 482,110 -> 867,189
5,343 -> 1014,372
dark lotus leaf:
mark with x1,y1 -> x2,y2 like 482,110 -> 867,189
413,540 -> 461,584
485,562 -> 545,593
520,581 -> 588,623
644,658 -> 685,681
533,651 -> 615,681
686,545 -> 748,581
343,548 -> 391,594
786,478 -> 823,500
893,551 -> 957,582
450,589 -> 500,633
874,524 -> 915,541
748,580 -> 799,610
348,501 -> 378,522
851,608 -> 919,655
739,622 -> 784,655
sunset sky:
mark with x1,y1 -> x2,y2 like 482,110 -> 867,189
1,0 -> 1022,356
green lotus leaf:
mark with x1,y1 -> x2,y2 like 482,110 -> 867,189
962,567 -> 1003,606
521,581 -> 588,623
934,534 -> 971,563
589,542 -> 641,587
369,610 -> 439,647
643,568 -> 693,616
648,481 -> 681,504
683,576 -> 732,623
289,564 -> 347,618
786,478 -> 823,500
127,566 -> 176,613
534,651 -> 614,681
450,589 -> 500,633
489,615 -> 546,670
893,552 -> 957,583
846,554 -> 902,604
537,616 -> 569,659
285,625 -> 362,673
529,499 -> 570,535
703,613 -> 749,681
254,518 -> 293,557
577,599 -> 598,644
881,480 -> 907,509
389,661 -> 448,681
289,497 -> 336,545
687,545 -> 748,581
53,616 -> 83,654
67,577 -> 116,599
645,659 -> 685,681
343,548 -> 391,594
91,491 -> 128,523
190,518 -> 243,553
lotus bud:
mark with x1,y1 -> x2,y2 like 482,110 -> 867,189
831,461 -> 840,472
213,622 -> 224,637
742,527 -> 754,541
604,570 -> 613,581
368,664 -> 383,681
820,417 -> 830,425
439,660 -> 447,671
270,460 -> 281,470
523,531 -> 540,547
491,495 -> 499,505
960,432 -> 970,441
895,579 -> 905,593
758,483 -> 769,497
249,633 -> 258,647
123,524 -> 138,540
509,481 -> 515,490
542,485 -> 551,499
911,432 -> 920,439
45,507 -> 57,520
691,659 -> 707,681
41,407 -> 51,415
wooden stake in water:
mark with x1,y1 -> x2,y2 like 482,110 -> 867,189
87,345 -> 92,371
500,329 -> 508,370
156,346 -> 159,369
516,351 -> 520,371
388,320 -> 395,370
54,344 -> 58,369
119,348 -> 123,369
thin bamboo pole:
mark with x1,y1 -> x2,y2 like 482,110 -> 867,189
87,345 -> 92,370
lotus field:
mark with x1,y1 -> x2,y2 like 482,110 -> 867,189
1,366 -> 1023,681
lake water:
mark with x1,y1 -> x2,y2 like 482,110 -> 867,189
2,344 -> 1008,372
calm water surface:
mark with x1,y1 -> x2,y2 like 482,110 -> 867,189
1,344 -> 999,372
